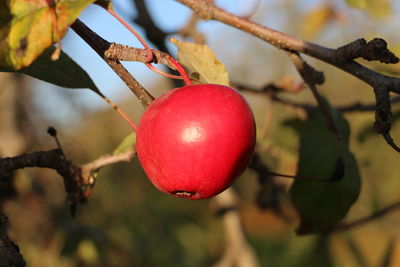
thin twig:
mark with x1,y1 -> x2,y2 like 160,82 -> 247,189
287,50 -> 341,139
238,82 -> 400,113
82,149 -> 136,172
133,0 -> 170,49
273,95 -> 400,113
47,126 -> 67,159
329,201 -> 400,233
132,0 -> 183,87
338,96 -> 400,112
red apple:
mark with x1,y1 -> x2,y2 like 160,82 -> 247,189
136,84 -> 256,199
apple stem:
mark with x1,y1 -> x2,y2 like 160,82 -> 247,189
100,94 -> 138,131
145,62 -> 185,80
106,8 -> 192,85
167,56 -> 192,85
106,8 -> 154,63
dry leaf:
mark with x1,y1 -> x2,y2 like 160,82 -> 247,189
170,38 -> 229,86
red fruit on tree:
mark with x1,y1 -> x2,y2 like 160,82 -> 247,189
136,84 -> 256,199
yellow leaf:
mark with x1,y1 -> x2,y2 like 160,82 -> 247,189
170,38 -> 229,86
0,0 -> 95,70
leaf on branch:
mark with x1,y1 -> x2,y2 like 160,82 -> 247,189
113,132 -> 136,156
0,0 -> 95,70
289,98 -> 361,234
170,38 -> 229,86
0,46 -> 102,95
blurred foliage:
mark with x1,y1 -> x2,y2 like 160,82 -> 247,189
345,0 -> 391,17
1,0 -> 400,266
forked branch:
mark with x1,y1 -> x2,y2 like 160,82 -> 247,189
0,147 -> 136,216
71,19 -> 155,108
174,0 -> 400,151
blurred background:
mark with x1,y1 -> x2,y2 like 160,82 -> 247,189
1,0 -> 400,266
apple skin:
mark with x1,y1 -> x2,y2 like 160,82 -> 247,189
136,84 -> 256,200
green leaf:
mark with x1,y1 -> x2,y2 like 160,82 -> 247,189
0,46 -> 102,95
170,38 -> 229,86
113,132 -> 136,156
290,99 -> 361,234
0,0 -> 95,70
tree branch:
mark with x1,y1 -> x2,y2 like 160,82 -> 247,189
0,149 -> 83,215
175,0 -> 400,150
0,214 -> 25,267
0,147 -> 136,216
335,38 -> 398,64
174,0 -> 400,93
373,85 -> 400,152
103,43 -> 176,69
286,50 -> 341,139
70,19 -> 154,108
